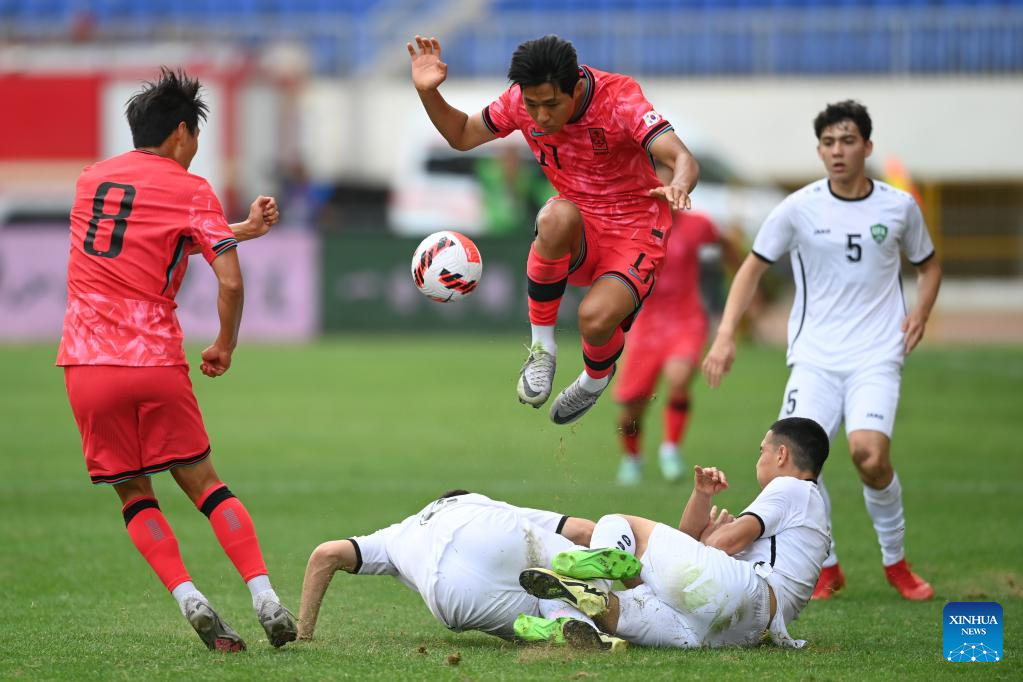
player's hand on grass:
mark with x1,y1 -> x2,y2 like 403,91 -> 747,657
702,335 -> 736,388
200,344 -> 233,377
407,36 -> 448,92
649,185 -> 692,212
693,465 -> 728,496
901,310 -> 927,354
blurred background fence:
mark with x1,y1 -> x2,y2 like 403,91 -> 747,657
2,0 -> 1021,339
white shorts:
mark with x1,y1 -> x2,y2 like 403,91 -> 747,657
350,495 -> 577,639
615,523 -> 771,648
779,362 -> 902,440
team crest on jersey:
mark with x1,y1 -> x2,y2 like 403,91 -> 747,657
871,223 -> 889,243
642,111 -> 661,127
588,127 -> 609,154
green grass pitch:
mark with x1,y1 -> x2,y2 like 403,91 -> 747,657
2,338 -> 1021,680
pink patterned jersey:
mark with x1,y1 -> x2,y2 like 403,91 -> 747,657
641,211 -> 719,319
57,150 -> 238,367
483,66 -> 674,236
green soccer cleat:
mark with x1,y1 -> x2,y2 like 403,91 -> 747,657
514,614 -> 570,644
552,547 -> 642,581
519,568 -> 609,618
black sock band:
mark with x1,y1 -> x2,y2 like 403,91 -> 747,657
199,486 -> 236,518
123,498 -> 160,526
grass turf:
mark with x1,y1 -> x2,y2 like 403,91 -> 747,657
2,338 -> 1021,680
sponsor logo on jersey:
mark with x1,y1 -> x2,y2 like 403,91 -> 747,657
642,110 -> 661,127
866,412 -> 885,420
588,127 -> 609,154
871,223 -> 889,243
814,228 -> 831,235
944,602 -> 1002,662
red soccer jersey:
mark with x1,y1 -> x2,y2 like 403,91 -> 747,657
641,211 -> 719,319
57,150 -> 237,367
482,66 -> 674,236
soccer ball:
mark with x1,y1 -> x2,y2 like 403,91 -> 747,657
410,230 -> 483,303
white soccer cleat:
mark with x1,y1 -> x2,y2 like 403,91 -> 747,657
549,368 -> 614,425
183,596 -> 246,652
616,457 -> 642,486
517,343 -> 556,407
658,443 -> 685,482
257,596 -> 298,648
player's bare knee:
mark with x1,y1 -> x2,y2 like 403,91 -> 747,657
851,446 -> 892,487
534,203 -> 578,255
577,301 -> 617,342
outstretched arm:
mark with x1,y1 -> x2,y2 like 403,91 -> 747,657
702,253 -> 770,388
298,540 -> 358,640
407,35 -> 496,151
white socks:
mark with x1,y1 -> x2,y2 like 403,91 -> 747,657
578,371 -> 611,393
171,581 -> 205,616
247,575 -> 279,611
817,475 -> 839,568
591,514 -> 636,554
864,473 -> 906,566
531,324 -> 557,355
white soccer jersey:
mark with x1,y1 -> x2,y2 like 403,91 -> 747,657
734,476 -> 830,625
349,493 -> 573,637
752,179 -> 935,372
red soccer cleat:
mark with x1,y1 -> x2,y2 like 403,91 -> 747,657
811,564 -> 846,600
884,559 -> 934,600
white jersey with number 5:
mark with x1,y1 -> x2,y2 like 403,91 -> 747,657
752,179 -> 935,373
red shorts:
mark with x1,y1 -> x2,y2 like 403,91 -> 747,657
613,310 -> 709,403
564,202 -> 672,311
63,365 -> 211,485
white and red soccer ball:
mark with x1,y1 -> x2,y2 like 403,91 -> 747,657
410,230 -> 483,303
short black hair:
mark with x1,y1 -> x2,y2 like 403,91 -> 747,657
813,99 -> 872,141
439,489 -> 471,499
769,417 -> 829,477
125,67 -> 208,148
507,35 -> 579,96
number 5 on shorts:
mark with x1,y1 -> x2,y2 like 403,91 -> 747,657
785,388 -> 798,415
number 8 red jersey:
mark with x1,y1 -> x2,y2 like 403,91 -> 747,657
57,150 -> 238,367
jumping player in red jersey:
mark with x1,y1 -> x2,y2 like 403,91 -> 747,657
407,35 -> 699,424
57,69 -> 297,652
612,166 -> 741,485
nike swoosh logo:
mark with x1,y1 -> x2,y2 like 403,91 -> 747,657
530,129 -> 550,137
520,374 -> 541,397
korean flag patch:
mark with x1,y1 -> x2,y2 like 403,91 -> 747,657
643,111 -> 662,127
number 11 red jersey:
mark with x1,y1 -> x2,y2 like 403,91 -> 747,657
57,150 -> 238,367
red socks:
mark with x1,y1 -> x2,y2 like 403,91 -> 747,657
122,497 -> 190,591
664,398 -> 691,445
582,327 -> 625,380
196,484 -> 268,582
620,422 -> 641,458
526,245 -> 570,326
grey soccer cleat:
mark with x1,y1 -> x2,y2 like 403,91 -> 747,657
519,568 -> 609,618
549,368 -> 615,425
184,597 -> 246,652
563,619 -> 629,652
258,599 -> 298,648
517,343 -> 557,407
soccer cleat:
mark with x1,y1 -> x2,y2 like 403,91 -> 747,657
549,368 -> 615,425
884,559 -> 934,601
518,343 -> 557,407
514,614 -> 570,644
184,597 -> 246,652
811,564 -> 846,600
563,620 -> 629,652
616,457 -> 642,486
552,548 -> 642,581
519,568 -> 609,618
658,444 -> 685,483
258,599 -> 298,648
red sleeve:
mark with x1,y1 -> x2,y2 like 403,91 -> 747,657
615,77 -> 673,152
481,86 -> 519,138
188,180 -> 237,264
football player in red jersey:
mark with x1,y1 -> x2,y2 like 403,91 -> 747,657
408,34 -> 699,425
58,68 -> 296,651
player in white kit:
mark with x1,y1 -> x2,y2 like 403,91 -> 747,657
296,490 -> 624,648
702,100 -> 942,600
518,417 -> 831,648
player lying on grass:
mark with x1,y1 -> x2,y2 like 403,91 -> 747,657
408,34 -> 698,426
297,490 -> 627,650
518,417 -> 831,648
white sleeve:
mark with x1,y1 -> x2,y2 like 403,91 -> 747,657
900,200 -> 936,265
751,197 -> 796,263
738,478 -> 806,538
514,507 -> 569,534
